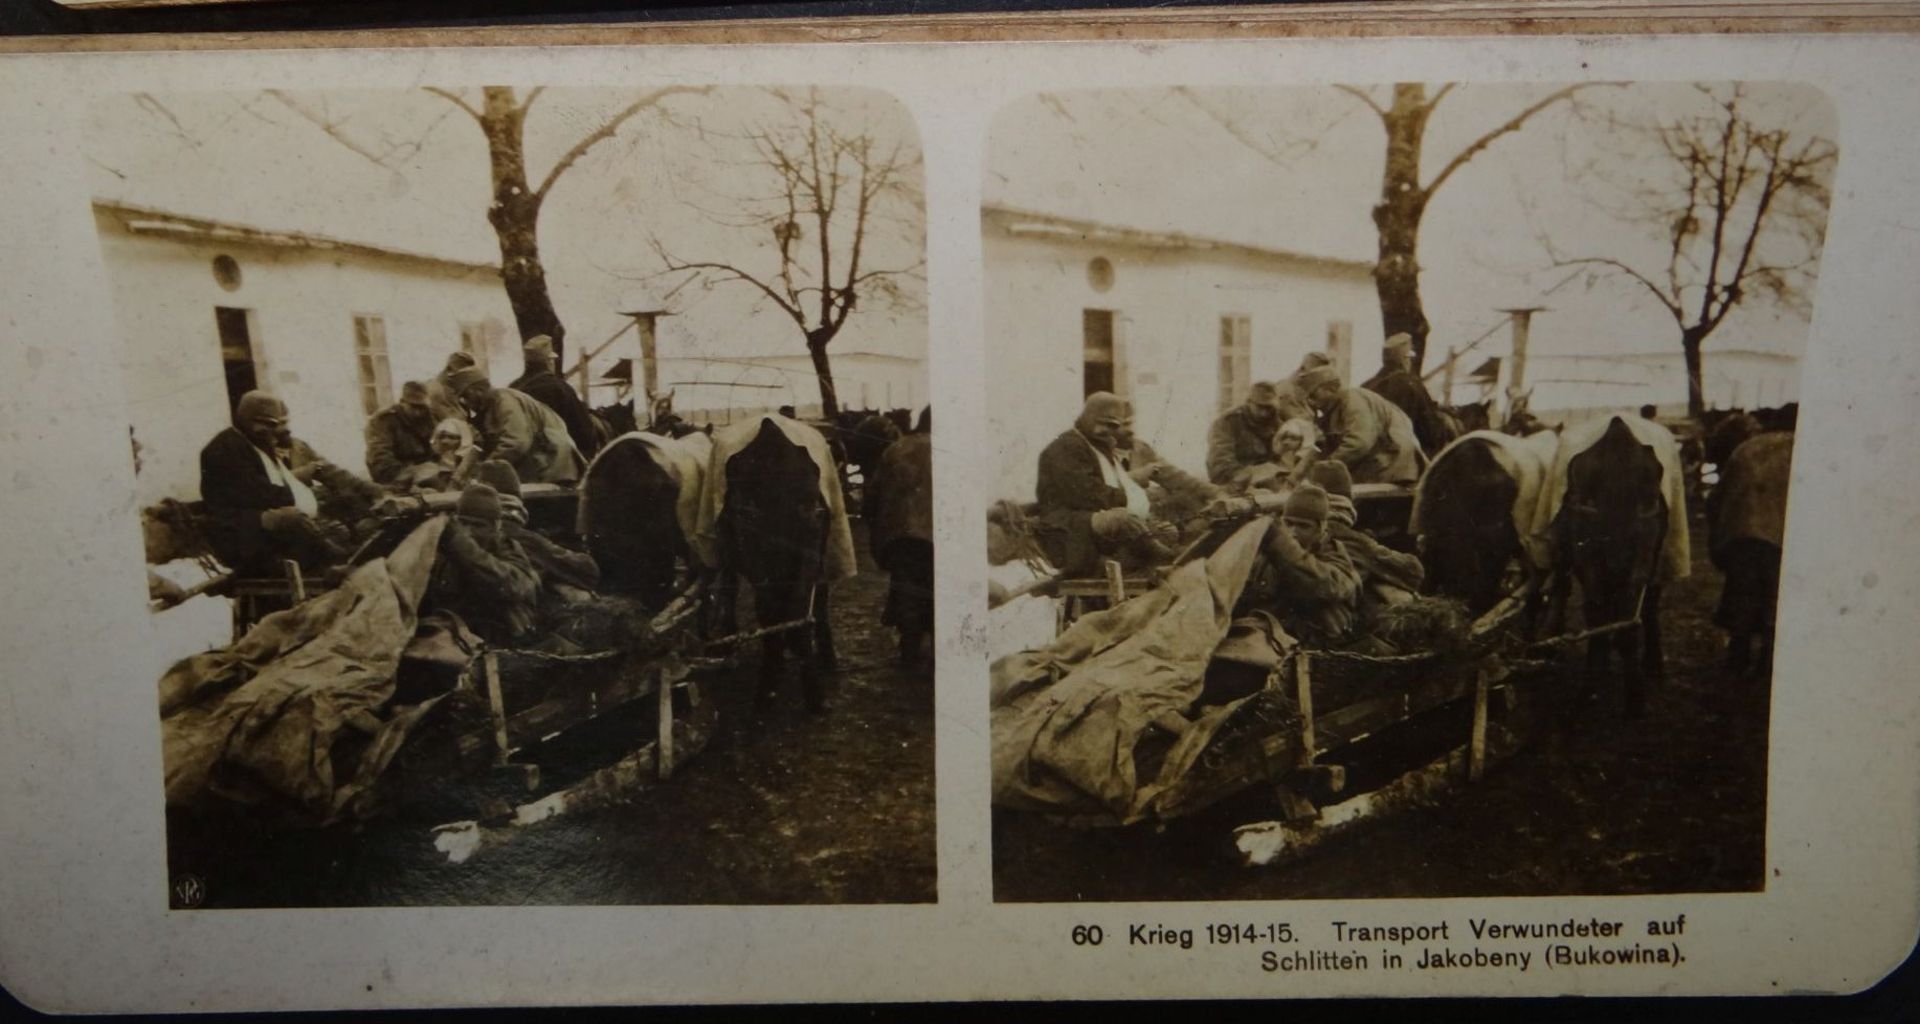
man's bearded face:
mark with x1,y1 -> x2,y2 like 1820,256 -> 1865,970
240,409 -> 287,451
1084,414 -> 1130,451
1247,394 -> 1283,427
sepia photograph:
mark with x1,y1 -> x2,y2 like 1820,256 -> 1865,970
984,81 -> 1829,902
95,83 -> 935,907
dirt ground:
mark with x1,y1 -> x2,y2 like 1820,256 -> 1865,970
993,520 -> 1772,902
166,523 -> 937,907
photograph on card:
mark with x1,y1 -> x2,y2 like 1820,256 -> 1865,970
96,85 -> 934,906
983,82 -> 1828,901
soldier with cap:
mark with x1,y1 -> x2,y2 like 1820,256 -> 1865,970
448,363 -> 586,486
1362,332 -> 1454,455
1253,482 -> 1363,646
1295,363 -> 1425,486
1306,460 -> 1424,615
1206,381 -> 1294,491
429,482 -> 543,644
364,380 -> 441,488
426,351 -> 477,425
1032,391 -> 1177,576
509,335 -> 600,458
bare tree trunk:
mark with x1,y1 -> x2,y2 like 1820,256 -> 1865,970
1373,85 -> 1435,373
478,87 -> 565,372
807,329 -> 841,421
1682,327 -> 1707,419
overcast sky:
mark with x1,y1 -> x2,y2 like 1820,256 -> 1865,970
985,81 -> 1837,365
85,86 -> 926,363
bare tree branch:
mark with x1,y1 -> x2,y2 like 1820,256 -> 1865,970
534,85 -> 713,201
1333,84 -> 1388,120
422,86 -> 483,123
1549,256 -> 1685,323
1424,83 -> 1612,197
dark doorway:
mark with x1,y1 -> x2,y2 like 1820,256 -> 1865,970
1083,308 -> 1115,398
214,306 -> 258,412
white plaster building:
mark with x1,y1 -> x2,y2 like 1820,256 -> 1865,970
96,200 -> 518,508
983,204 -> 1384,501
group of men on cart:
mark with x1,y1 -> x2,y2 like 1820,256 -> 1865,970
1029,331 -> 1444,652
192,334 -> 607,649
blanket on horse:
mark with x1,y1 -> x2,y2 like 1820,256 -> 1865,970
1539,414 -> 1691,582
1410,428 -> 1562,571
577,430 -> 715,567
695,414 -> 858,582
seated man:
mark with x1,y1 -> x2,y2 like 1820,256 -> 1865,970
473,459 -> 600,597
364,380 -> 440,489
429,483 -> 542,645
1306,460 -> 1424,615
447,364 -> 586,486
1295,364 -> 1424,485
1253,483 -> 1363,647
1032,391 -> 1176,577
1207,382 -> 1292,491
198,391 -> 346,576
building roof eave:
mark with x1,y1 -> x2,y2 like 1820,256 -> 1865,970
94,198 -> 502,277
981,202 -> 1375,276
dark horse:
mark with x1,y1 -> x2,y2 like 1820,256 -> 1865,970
1549,416 -> 1673,717
1416,436 -> 1526,618
578,436 -> 685,609
716,419 -> 839,712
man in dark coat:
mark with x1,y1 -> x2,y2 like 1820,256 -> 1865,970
1032,392 -> 1173,576
1362,332 -> 1454,456
509,335 -> 599,458
363,380 -> 439,488
198,391 -> 345,576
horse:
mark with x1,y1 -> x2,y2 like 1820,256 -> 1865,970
866,429 -> 935,665
577,434 -> 691,610
1411,432 -> 1552,619
1709,431 -> 1793,676
1545,415 -> 1689,717
711,416 -> 844,712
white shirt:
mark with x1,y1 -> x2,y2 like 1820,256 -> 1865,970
1081,433 -> 1152,519
253,445 -> 320,517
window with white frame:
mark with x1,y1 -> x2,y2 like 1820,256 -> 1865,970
353,314 -> 393,416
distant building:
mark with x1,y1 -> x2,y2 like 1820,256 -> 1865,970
1455,347 -> 1801,424
983,204 -> 1382,499
95,200 -> 517,507
653,349 -> 927,425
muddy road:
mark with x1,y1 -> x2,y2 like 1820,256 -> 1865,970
167,525 -> 937,908
993,525 -> 1771,902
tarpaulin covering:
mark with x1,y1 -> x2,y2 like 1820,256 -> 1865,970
695,414 -> 858,581
1538,414 -> 1692,582
1411,429 -> 1562,571
159,517 -> 449,825
578,430 -> 716,567
990,519 -> 1275,822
